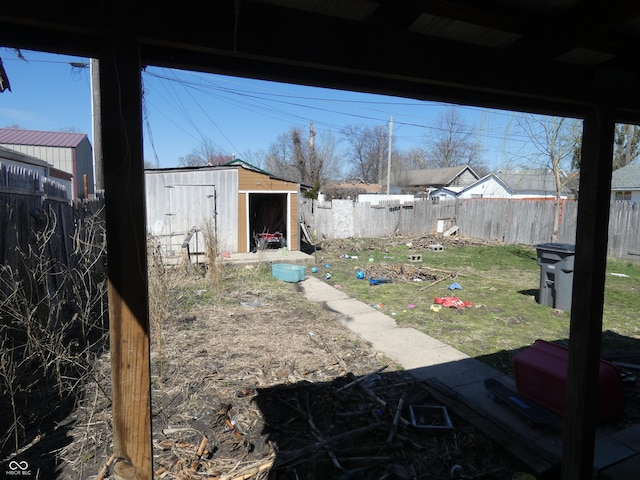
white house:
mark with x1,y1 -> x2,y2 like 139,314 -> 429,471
429,186 -> 464,201
432,169 -> 573,201
458,173 -> 511,198
610,163 -> 640,203
397,165 -> 479,192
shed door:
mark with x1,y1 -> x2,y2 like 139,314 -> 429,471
249,193 -> 287,251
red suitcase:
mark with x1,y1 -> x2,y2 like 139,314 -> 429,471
513,339 -> 625,422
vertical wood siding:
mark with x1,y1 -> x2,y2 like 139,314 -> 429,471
300,198 -> 640,258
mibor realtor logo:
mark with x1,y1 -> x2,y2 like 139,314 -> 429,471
4,460 -> 31,477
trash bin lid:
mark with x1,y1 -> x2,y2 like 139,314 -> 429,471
535,243 -> 575,253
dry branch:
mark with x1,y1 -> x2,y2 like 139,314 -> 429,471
419,273 -> 453,291
220,455 -> 275,480
307,331 -> 348,371
95,453 -> 116,480
276,422 -> 385,468
337,366 -> 388,392
190,436 -> 209,470
386,394 -> 405,444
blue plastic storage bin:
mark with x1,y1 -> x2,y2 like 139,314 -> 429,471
272,263 -> 306,283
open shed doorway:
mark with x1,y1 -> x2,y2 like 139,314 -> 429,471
249,192 -> 287,251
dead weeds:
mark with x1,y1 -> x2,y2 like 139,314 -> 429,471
53,260 -> 522,480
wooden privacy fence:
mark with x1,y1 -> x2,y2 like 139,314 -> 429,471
0,163 -> 105,276
300,198 -> 640,259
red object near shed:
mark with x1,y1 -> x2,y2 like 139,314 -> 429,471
513,339 -> 625,422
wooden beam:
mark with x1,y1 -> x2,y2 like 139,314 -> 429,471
561,108 -> 615,480
100,38 -> 153,478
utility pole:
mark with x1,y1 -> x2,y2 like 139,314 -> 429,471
386,116 -> 393,195
91,58 -> 104,195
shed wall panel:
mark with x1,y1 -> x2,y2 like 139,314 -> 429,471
290,193 -> 299,250
145,169 -> 239,256
239,169 -> 297,192
238,193 -> 248,253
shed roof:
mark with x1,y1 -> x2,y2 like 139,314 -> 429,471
0,145 -> 50,168
611,163 -> 640,190
145,163 -> 300,187
0,128 -> 88,148
224,158 -> 273,176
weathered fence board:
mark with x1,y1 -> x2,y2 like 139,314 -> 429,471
0,164 -> 105,278
300,198 -> 638,259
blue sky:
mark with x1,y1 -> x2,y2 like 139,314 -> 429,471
0,48 -> 532,171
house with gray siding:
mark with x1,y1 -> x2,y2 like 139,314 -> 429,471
394,165 -> 479,194
495,169 -> 572,199
0,128 -> 94,200
611,163 -> 640,203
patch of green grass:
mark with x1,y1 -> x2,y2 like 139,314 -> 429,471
602,257 -> 640,354
311,241 -> 640,374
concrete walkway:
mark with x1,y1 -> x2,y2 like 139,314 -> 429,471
224,250 -> 640,479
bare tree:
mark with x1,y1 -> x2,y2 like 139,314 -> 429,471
515,114 -> 580,242
385,151 -> 417,192
572,123 -> 640,171
615,124 -> 640,169
401,147 -> 429,169
264,124 -> 340,187
341,124 -> 389,183
178,152 -> 208,167
240,148 -> 268,170
178,138 -> 233,167
422,106 -> 485,171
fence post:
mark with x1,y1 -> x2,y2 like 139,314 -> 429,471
100,39 -> 152,479
561,107 -> 615,480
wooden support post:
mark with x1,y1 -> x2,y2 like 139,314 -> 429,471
561,108 -> 615,480
100,39 -> 153,478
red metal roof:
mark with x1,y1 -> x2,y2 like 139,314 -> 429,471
0,128 -> 87,148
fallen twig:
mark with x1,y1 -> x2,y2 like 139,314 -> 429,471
95,453 -> 116,480
220,455 -> 275,480
190,436 -> 209,470
348,373 -> 411,428
224,418 -> 244,440
386,394 -> 405,444
276,422 -> 385,468
307,331 -> 348,371
1,434 -> 43,463
419,274 -> 452,291
336,365 -> 388,392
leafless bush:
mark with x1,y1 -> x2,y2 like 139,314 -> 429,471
201,218 -> 223,289
147,235 -> 170,380
0,203 -> 108,458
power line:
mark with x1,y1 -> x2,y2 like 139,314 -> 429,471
5,52 -> 564,167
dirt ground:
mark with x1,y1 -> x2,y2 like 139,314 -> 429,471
54,252 -> 524,480
12,234 -> 635,480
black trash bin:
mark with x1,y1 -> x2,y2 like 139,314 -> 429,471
535,243 -> 575,311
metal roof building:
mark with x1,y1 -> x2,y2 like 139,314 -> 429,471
0,128 -> 94,199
